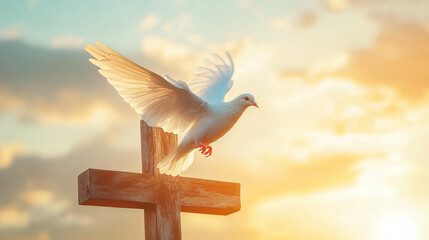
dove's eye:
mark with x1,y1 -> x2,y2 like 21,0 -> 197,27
244,97 -> 249,101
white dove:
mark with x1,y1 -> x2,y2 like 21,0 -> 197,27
85,42 -> 258,176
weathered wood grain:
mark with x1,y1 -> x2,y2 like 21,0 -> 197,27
77,119 -> 241,240
141,120 -> 180,239
78,169 -> 240,214
78,169 -> 158,208
179,177 -> 241,215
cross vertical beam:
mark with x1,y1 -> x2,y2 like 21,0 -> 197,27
140,121 -> 181,239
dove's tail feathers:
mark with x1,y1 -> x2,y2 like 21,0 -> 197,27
157,147 -> 194,177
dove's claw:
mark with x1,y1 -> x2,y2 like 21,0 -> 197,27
196,144 -> 212,157
197,144 -> 206,154
204,146 -> 212,157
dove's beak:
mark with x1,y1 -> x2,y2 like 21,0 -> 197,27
252,102 -> 259,108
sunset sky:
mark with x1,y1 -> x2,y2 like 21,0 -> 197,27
1,0 -> 429,239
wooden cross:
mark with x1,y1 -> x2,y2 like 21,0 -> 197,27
78,120 -> 241,239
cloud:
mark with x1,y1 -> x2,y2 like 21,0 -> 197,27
50,36 -> 84,50
0,40 -> 138,124
0,128 -> 143,239
391,124 -> 429,206
2,18 -> 428,239
162,23 -> 173,33
284,15 -> 429,102
249,130 -> 426,239
322,0 -> 390,11
27,0 -> 39,9
250,188 -> 415,240
59,213 -> 92,227
269,10 -> 317,32
141,35 -> 198,80
269,17 -> 291,31
325,15 -> 429,101
140,35 -> 248,85
322,0 -> 350,11
0,189 -> 70,231
16,189 -> 69,225
21,190 -> 55,207
268,154 -> 365,196
0,90 -> 25,112
0,206 -> 30,230
140,14 -> 159,31
160,13 -> 192,33
0,142 -> 26,169
187,33 -> 203,44
321,0 -> 422,11
296,10 -> 318,28
1,24 -> 23,40
142,35 -> 192,61
0,189 -> 69,228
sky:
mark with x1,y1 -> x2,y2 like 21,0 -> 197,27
1,0 -> 429,239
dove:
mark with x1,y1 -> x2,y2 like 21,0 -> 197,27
85,42 -> 258,176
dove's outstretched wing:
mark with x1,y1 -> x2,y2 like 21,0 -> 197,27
85,42 -> 206,134
188,53 -> 234,103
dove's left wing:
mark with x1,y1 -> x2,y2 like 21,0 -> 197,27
85,42 -> 206,134
188,53 -> 234,103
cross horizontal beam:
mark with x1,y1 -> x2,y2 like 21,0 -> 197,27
78,168 -> 241,215
78,121 -> 242,239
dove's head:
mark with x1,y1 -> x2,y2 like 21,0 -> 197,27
236,93 -> 258,109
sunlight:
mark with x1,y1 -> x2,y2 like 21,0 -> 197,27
377,215 -> 419,240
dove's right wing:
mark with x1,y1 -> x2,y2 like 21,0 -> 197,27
188,53 -> 234,103
85,42 -> 206,134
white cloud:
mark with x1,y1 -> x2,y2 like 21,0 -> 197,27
140,14 -> 159,31
141,35 -> 199,79
0,142 -> 26,169
50,36 -> 84,50
140,36 -> 249,80
142,35 -> 193,61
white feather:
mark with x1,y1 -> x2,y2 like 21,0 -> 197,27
188,52 -> 234,103
85,42 -> 206,134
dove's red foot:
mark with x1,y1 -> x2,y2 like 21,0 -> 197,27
204,146 -> 212,157
196,144 -> 206,153
196,144 -> 213,157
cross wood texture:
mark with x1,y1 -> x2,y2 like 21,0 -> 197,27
78,120 -> 241,240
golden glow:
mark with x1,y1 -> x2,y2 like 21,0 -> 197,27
0,142 -> 26,169
325,0 -> 349,11
21,190 -> 53,206
2,1 -> 429,239
378,215 -> 418,240
0,206 -> 30,229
